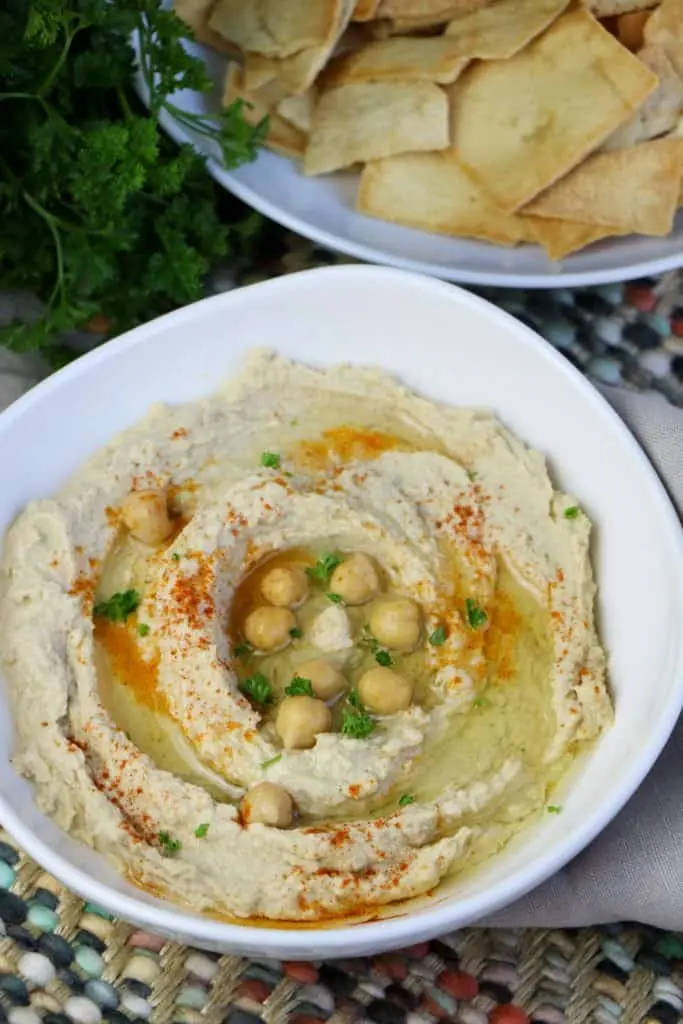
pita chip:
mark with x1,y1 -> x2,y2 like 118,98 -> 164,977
524,138 -> 683,235
352,0 -> 381,19
357,150 -> 527,244
603,45 -> 683,150
616,10 -> 652,51
240,0 -> 356,96
173,0 -> 239,56
450,8 -> 658,211
304,80 -> 449,175
584,0 -> 656,15
378,0 -> 489,16
222,65 -> 307,159
208,0 -> 337,59
277,90 -> 317,134
321,36 -> 470,86
523,216 -> 628,260
444,0 -> 571,62
644,0 -> 683,79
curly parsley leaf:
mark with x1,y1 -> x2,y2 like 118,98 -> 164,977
158,830 -> 181,854
398,793 -> 415,807
429,624 -> 447,646
137,622 -> 150,637
260,451 -> 280,469
289,627 -> 303,639
547,805 -> 563,814
465,598 -> 488,630
284,676 -> 314,697
194,822 -> 210,838
306,553 -> 344,585
563,506 -> 580,520
326,592 -> 343,604
341,691 -> 376,739
94,589 -> 140,622
232,640 -> 253,658
240,672 -> 272,705
374,648 -> 393,667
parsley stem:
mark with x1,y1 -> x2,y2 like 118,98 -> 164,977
117,86 -> 133,122
38,25 -> 79,98
22,192 -> 65,308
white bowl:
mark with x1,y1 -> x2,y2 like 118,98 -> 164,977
0,266 -> 682,958
144,39 -> 683,289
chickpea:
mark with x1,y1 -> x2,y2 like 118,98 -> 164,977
261,564 -> 309,608
244,606 -> 296,652
369,597 -> 422,651
330,553 -> 380,606
276,695 -> 332,750
121,489 -> 173,546
358,666 -> 413,715
241,782 -> 293,828
296,659 -> 346,701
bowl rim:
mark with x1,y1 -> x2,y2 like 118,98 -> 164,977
1,265 -> 682,955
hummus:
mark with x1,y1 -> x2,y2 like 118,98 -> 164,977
0,351 -> 611,921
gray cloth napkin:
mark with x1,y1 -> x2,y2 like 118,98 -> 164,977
0,363 -> 681,929
485,384 -> 683,931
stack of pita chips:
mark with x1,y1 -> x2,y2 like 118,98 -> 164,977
176,0 -> 683,261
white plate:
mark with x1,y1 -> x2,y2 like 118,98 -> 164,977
142,37 -> 683,289
0,266 -> 682,958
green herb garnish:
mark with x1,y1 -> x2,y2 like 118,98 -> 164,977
284,676 -> 314,697
240,672 -> 272,705
564,506 -> 580,520
261,451 -> 281,469
94,589 -> 140,622
398,793 -> 415,807
465,598 -> 488,630
137,622 -> 150,637
232,641 -> 253,658
429,625 -> 447,646
473,697 -> 490,708
547,805 -> 562,814
194,823 -> 210,838
261,754 -> 282,770
467,470 -> 478,482
326,592 -> 343,604
341,691 -> 376,739
289,627 -> 303,639
306,553 -> 344,585
171,552 -> 181,562
374,649 -> 393,667
158,831 -> 181,854
0,3 -> 266,363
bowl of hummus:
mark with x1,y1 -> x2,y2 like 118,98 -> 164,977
0,266 -> 681,959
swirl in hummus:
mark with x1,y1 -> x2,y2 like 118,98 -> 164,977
0,351 -> 611,921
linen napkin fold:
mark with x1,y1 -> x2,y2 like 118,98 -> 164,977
0,362 -> 681,929
484,384 -> 683,931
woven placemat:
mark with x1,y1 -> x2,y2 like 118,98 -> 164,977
0,828 -> 682,1024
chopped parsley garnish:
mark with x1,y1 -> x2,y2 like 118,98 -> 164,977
473,697 -> 490,708
94,589 -> 140,623
289,627 -> 303,639
284,676 -> 314,697
429,625 -> 447,646
563,506 -> 580,520
158,831 -> 181,854
362,628 -> 392,666
306,552 -> 344,584
341,691 -> 376,739
171,552 -> 181,561
547,805 -> 563,814
261,451 -> 281,469
398,793 -> 415,807
232,640 -> 253,658
467,469 -> 478,482
240,672 -> 273,705
326,592 -> 343,604
374,649 -> 393,667
465,598 -> 488,630
261,753 -> 283,769
137,623 -> 150,637
194,823 -> 210,838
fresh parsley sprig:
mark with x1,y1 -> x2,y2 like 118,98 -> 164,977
94,589 -> 140,622
341,690 -> 376,739
0,1 -> 266,362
